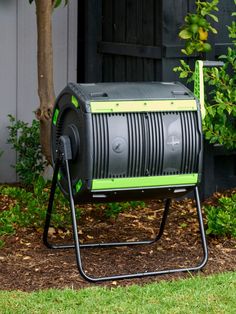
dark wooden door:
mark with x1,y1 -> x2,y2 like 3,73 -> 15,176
80,0 -> 234,83
100,0 -> 163,82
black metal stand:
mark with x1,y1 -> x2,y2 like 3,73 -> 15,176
43,136 -> 208,282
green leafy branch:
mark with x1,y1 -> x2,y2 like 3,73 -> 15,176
7,115 -> 47,185
227,0 -> 236,43
179,0 -> 219,55
174,1 -> 236,150
173,60 -> 195,82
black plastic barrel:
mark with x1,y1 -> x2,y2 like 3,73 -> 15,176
51,82 -> 202,203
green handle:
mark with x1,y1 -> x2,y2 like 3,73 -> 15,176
194,60 -> 224,120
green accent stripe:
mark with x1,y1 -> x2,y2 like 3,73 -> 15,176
53,108 -> 59,125
194,60 -> 205,119
57,171 -> 62,181
71,95 -> 79,108
90,99 -> 197,113
75,179 -> 82,192
91,174 -> 198,191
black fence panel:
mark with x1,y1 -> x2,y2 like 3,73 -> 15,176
80,0 -> 234,83
100,0 -> 163,82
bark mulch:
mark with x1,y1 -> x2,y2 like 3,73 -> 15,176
0,193 -> 236,292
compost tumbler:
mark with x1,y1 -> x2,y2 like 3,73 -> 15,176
51,81 -> 203,203
44,79 -> 208,282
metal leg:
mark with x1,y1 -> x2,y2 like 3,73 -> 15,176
43,159 -> 60,249
61,161 -> 174,281
153,198 -> 171,242
44,157 -> 208,281
193,186 -> 208,268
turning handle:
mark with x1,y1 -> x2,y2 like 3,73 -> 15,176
202,61 -> 224,67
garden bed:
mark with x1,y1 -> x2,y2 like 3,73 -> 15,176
0,190 -> 236,292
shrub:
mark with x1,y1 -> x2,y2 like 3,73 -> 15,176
7,115 -> 46,185
174,0 -> 236,150
0,176 -> 79,239
204,193 -> 236,237
178,0 -> 219,55
203,49 -> 236,149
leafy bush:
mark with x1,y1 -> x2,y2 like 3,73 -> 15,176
179,0 -> 219,55
174,0 -> 236,150
7,115 -> 46,185
0,177 -> 79,238
0,174 -> 145,239
205,193 -> 236,237
203,49 -> 236,149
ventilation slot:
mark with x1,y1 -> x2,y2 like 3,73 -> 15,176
127,113 -> 143,177
180,112 -> 200,174
143,113 -> 164,176
92,114 -> 109,178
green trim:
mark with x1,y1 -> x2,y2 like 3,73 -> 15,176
53,108 -> 59,125
75,179 -> 82,192
194,60 -> 205,119
57,171 -> 62,181
71,95 -> 79,108
90,99 -> 197,113
91,174 -> 198,191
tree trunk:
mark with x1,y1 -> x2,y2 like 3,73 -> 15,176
35,0 -> 55,163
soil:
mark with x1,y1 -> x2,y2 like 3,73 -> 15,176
0,191 -> 236,292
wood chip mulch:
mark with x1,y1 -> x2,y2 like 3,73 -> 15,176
0,192 -> 236,292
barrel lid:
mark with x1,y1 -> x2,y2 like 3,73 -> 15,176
69,81 -> 195,102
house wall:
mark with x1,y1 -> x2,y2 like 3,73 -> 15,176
0,0 -> 77,182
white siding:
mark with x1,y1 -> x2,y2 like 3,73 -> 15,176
0,0 -> 77,182
0,0 -> 17,182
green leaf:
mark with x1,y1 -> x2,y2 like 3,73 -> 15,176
54,0 -> 62,8
207,14 -> 219,22
207,106 -> 216,117
53,0 -> 69,8
179,29 -> 192,39
179,72 -> 188,78
173,67 -> 180,72
208,26 -> 218,34
181,49 -> 188,55
184,15 -> 190,23
201,8 -> 208,16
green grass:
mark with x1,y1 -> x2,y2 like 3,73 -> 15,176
0,272 -> 235,313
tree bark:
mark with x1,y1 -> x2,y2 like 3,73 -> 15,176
35,0 -> 55,163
